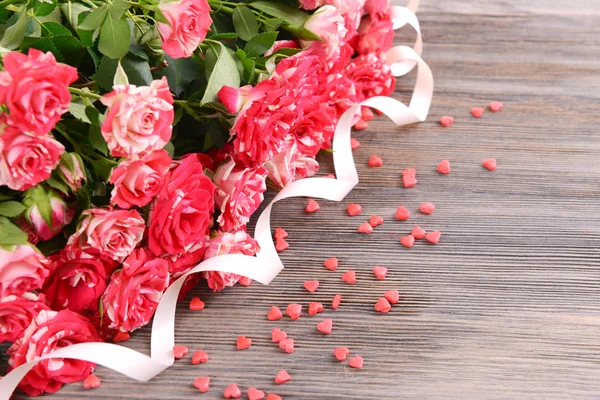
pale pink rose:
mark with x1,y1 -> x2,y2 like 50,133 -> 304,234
109,149 -> 171,209
157,0 -> 212,59
264,136 -> 319,189
299,0 -> 324,9
0,244 -> 50,297
102,248 -> 169,332
202,229 -> 260,291
57,153 -> 86,191
0,49 -> 78,135
300,6 -> 347,60
217,85 -> 252,114
66,207 -> 145,263
24,191 -> 74,241
264,40 -> 299,56
214,158 -> 267,232
325,0 -> 366,33
100,77 -> 174,159
345,52 -> 396,101
0,292 -> 50,344
364,0 -> 389,15
356,10 -> 394,54
0,125 -> 64,191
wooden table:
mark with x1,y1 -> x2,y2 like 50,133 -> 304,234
7,0 -> 600,398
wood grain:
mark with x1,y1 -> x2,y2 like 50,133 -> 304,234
5,0 -> 600,398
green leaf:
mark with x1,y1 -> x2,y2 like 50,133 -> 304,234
263,17 -> 283,32
208,118 -> 229,148
25,19 -> 42,37
40,21 -> 71,36
68,100 -> 91,123
200,42 -> 240,105
121,56 -> 152,86
89,124 -> 109,155
242,58 -> 254,84
0,194 -> 13,201
23,186 -> 54,229
78,5 -> 108,31
45,176 -> 70,196
108,0 -> 130,21
51,35 -> 86,66
60,2 -> 91,29
30,0 -> 57,17
90,56 -> 118,91
0,217 -> 29,246
0,9 -> 28,50
21,36 -> 62,61
98,16 -> 130,59
208,32 -> 237,40
164,141 -> 174,157
243,31 -> 277,58
0,201 -> 26,217
249,1 -> 308,26
155,54 -> 200,96
91,158 -> 115,181
232,6 -> 259,41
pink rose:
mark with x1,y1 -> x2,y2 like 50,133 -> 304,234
0,292 -> 50,344
157,0 -> 212,59
345,52 -> 396,101
289,101 -> 335,157
24,189 -> 74,241
299,0 -> 323,9
7,309 -> 101,396
148,154 -> 215,257
0,244 -> 50,298
100,77 -> 174,159
203,229 -> 260,291
264,136 -> 319,189
44,250 -> 117,313
56,153 -> 86,191
214,158 -> 267,232
0,125 -> 64,191
15,218 -> 40,245
217,85 -> 252,114
356,10 -> 394,54
66,207 -> 145,263
102,248 -> 169,332
0,49 -> 77,135
164,246 -> 206,278
264,39 -> 299,56
364,0 -> 389,15
300,6 -> 347,60
316,72 -> 358,119
109,150 -> 171,209
325,0 -> 366,33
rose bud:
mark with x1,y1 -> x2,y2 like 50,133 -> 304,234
56,152 -> 86,192
23,187 -> 74,241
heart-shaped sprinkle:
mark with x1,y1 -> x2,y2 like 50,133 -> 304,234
306,199 -> 320,213
324,257 -> 338,271
323,174 -> 336,178
482,158 -> 496,171
191,350 -> 209,365
372,266 -> 388,280
403,175 -> 418,188
341,270 -> 356,284
190,296 -> 205,311
274,369 -> 292,384
368,155 -> 383,167
354,119 -> 368,130
333,346 -> 350,361
412,225 -> 426,239
489,101 -> 504,112
83,374 -> 100,389
279,338 -> 295,353
248,387 -> 265,400
236,336 -> 252,350
304,280 -> 319,293
374,297 -> 392,313
440,116 -> 454,127
286,303 -> 302,320
395,206 -> 410,220
238,276 -> 252,286
332,294 -> 342,310
317,318 -> 333,334
113,331 -> 130,343
275,238 -> 289,252
348,356 -> 364,369
347,203 -> 362,216
271,328 -> 287,343
224,383 -> 242,399
173,345 -> 188,359
274,228 -> 288,239
267,306 -> 283,321
402,168 -> 416,177
362,106 -> 374,121
437,159 -> 451,174
358,222 -> 373,233
308,301 -> 324,316
369,215 -> 384,227
400,235 -> 415,248
193,377 -> 209,392
351,138 -> 361,150
420,202 -> 435,215
385,290 -> 400,304
471,107 -> 484,118
425,230 -> 441,244
266,394 -> 282,400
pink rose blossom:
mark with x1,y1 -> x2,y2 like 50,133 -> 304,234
214,158 -> 267,232
203,229 -> 260,291
300,6 -> 347,60
15,218 -> 40,245
299,0 -> 323,9
57,153 -> 86,191
102,248 -> 169,332
109,149 -> 171,209
345,52 -> 396,101
264,39 -> 299,56
217,85 -> 252,114
0,49 -> 77,135
289,101 -> 335,157
66,207 -> 145,263
0,292 -> 50,344
7,309 -> 101,396
157,0 -> 212,58
356,10 -> 394,54
24,190 -> 74,241
316,72 -> 358,120
325,0 -> 366,33
100,77 -> 174,159
264,136 -> 319,189
0,125 -> 64,191
364,0 -> 389,15
0,244 -> 50,298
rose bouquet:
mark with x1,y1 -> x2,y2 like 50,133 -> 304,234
0,0 -> 401,395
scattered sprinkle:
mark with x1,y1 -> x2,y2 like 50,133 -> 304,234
436,160 -> 450,174
341,270 -> 356,285
224,383 -> 242,399
83,374 -> 101,389
279,338 -> 295,354
348,356 -> 364,369
333,346 -> 350,361
324,257 -> 339,271
358,221 -> 374,233
304,280 -> 319,293
425,230 -> 441,244
440,116 -> 454,127
369,215 -> 384,227
402,168 -> 416,177
419,202 -> 435,215
361,107 -> 374,121
306,199 -> 320,213
354,119 -> 368,130
347,203 -> 362,216
395,206 -> 410,221
266,394 -> 282,400
191,350 -> 209,365
267,306 -> 283,321
374,297 -> 392,313
483,158 -> 496,171
471,107 -> 484,118
316,318 -> 333,335
308,302 -> 324,316
113,331 -> 130,343
173,345 -> 188,359
323,174 -> 335,179
275,238 -> 289,252
189,296 -> 205,311
248,387 -> 265,400
489,101 -> 503,112
385,290 -> 400,304
286,303 -> 302,320
236,336 -> 252,350
271,328 -> 287,343
274,370 -> 292,384
400,235 -> 415,248
274,228 -> 288,239
332,294 -> 342,310
351,138 -> 361,150
372,266 -> 388,280
403,175 -> 418,188
193,377 -> 209,393
238,276 -> 252,286
368,155 -> 383,167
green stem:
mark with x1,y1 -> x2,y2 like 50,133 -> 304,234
0,0 -> 20,8
208,0 -> 234,14
69,87 -> 102,100
125,1 -> 155,11
80,0 -> 98,9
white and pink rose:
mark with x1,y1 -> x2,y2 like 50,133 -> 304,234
157,0 -> 213,58
0,244 -> 50,298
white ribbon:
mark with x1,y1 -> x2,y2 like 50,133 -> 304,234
0,4 -> 432,398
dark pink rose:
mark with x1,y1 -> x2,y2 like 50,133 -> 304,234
0,292 -> 50,344
264,136 -> 319,189
345,52 -> 396,101
356,10 -> 394,54
0,244 -> 50,297
157,0 -> 212,58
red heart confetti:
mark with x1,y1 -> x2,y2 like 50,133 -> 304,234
191,350 -> 208,365
323,173 -> 336,178
354,119 -> 368,130
341,270 -> 356,284
351,138 -> 361,150
361,106 -> 374,121
236,336 -> 252,350
332,294 -> 342,310
238,276 -> 252,286
308,301 -> 324,316
306,199 -> 320,213
271,328 -> 287,343
248,387 -> 266,400
425,230 -> 441,244
358,221 -> 373,233
173,345 -> 188,359
333,346 -> 350,361
317,318 -> 333,334
275,370 -> 292,384
224,383 -> 242,399
193,377 -> 209,392
440,115 -> 454,127
372,266 -> 388,280
368,155 -> 383,167
369,215 -> 384,227
348,356 -> 364,369
279,338 -> 295,354
471,107 -> 484,118
374,297 -> 392,313
274,228 -> 288,239
189,296 -> 204,311
402,175 -> 418,188
402,168 -> 416,177
304,280 -> 319,293
267,306 -> 283,321
489,101 -> 503,112
419,202 -> 435,215
113,331 -> 130,343
266,394 -> 282,400
286,303 -> 302,320
400,235 -> 415,248
437,159 -> 451,174
83,374 -> 100,389
483,158 -> 496,171
385,290 -> 400,304
346,203 -> 362,216
324,257 -> 339,271
412,225 -> 426,239
395,206 -> 410,220
275,238 -> 289,252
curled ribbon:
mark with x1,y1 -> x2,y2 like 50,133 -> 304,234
0,2 -> 432,398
